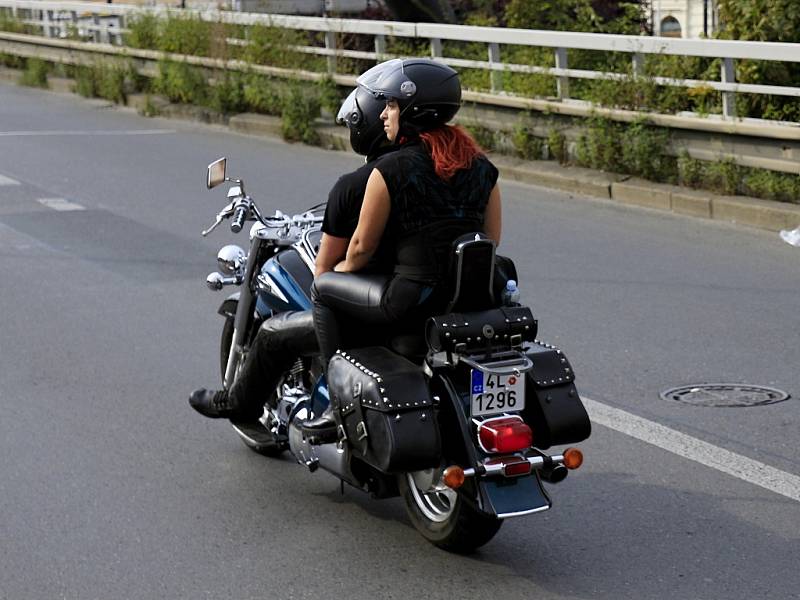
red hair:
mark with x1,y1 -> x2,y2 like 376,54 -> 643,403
418,125 -> 484,181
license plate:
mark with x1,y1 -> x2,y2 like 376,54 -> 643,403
470,370 -> 526,417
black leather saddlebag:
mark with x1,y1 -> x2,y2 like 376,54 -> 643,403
425,306 -> 538,353
522,341 -> 591,449
327,347 -> 441,473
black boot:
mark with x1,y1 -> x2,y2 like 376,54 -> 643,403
300,405 -> 338,444
189,388 -> 243,419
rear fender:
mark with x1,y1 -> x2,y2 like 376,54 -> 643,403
433,373 -> 551,519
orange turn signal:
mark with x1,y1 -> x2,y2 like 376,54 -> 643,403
442,466 -> 466,489
563,447 -> 584,470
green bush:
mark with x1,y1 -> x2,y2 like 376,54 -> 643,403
19,58 -> 48,88
547,129 -> 568,164
0,12 -> 30,34
619,119 -> 675,182
243,74 -> 285,115
280,84 -> 320,144
677,151 -> 706,188
124,13 -> 161,50
511,124 -> 544,160
705,159 -> 742,196
576,117 -> 620,171
318,76 -> 343,121
73,62 -> 136,104
464,124 -> 496,151
155,60 -> 209,105
743,169 -> 800,204
209,71 -> 247,114
244,24 -> 319,70
159,16 -> 213,57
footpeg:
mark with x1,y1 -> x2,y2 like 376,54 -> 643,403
304,457 -> 320,472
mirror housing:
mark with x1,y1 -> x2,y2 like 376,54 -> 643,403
207,157 -> 227,189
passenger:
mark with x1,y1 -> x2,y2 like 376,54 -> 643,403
188,75 -> 400,421
302,58 -> 502,439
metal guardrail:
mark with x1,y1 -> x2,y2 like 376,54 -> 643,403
2,0 -> 800,138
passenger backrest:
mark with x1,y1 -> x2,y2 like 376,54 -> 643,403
446,233 -> 497,313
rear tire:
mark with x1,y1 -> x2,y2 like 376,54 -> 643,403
398,469 -> 502,553
220,316 -> 285,457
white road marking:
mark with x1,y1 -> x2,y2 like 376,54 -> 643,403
0,174 -> 20,186
583,397 -> 800,502
37,198 -> 85,211
0,129 -> 175,137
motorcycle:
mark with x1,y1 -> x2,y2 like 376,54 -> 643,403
200,157 -> 591,552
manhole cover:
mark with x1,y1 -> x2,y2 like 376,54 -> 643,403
660,384 -> 790,407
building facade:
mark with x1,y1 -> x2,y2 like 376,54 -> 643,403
651,0 -> 718,39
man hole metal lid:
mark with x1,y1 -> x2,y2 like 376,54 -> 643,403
660,384 -> 790,407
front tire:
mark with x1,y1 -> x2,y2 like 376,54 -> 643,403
398,469 -> 502,553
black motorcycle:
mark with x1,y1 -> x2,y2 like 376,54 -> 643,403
200,157 -> 591,552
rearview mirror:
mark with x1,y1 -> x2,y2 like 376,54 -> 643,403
207,157 -> 227,189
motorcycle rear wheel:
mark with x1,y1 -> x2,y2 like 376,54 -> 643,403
220,316 -> 285,457
398,470 -> 502,553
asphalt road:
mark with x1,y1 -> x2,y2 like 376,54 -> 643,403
1,82 -> 798,600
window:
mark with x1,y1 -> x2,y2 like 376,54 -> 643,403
660,16 -> 682,38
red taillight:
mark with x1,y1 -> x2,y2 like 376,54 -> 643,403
478,416 -> 533,454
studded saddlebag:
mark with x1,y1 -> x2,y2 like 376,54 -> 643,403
425,306 -> 538,353
521,341 -> 591,449
327,347 -> 441,473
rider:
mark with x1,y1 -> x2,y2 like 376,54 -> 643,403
302,58 -> 502,439
188,76 -> 401,420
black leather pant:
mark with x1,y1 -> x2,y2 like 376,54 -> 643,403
311,272 -> 438,362
228,310 -> 318,419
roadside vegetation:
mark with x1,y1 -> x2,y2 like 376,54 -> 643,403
0,5 -> 796,204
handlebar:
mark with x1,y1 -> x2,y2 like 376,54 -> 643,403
231,203 -> 248,233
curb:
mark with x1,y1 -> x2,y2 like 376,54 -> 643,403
4,70 -> 798,235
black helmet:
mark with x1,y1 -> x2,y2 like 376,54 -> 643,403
337,86 -> 387,157
357,58 -> 461,132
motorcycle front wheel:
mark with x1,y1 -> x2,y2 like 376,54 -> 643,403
398,469 -> 502,553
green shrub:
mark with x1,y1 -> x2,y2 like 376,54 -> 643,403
743,169 -> 800,204
159,16 -> 213,57
619,119 -> 675,182
209,71 -> 247,114
72,62 -> 133,104
280,84 -> 320,144
19,58 -> 48,88
547,129 -> 568,164
705,158 -> 742,196
155,60 -> 208,105
244,24 -> 319,70
511,124 -> 544,160
318,76 -> 343,121
243,74 -> 285,115
464,124 -> 496,151
677,151 -> 706,188
576,117 -> 621,171
0,52 -> 24,69
0,12 -> 30,34
124,13 -> 161,50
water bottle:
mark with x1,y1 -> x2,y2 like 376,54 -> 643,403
502,279 -> 521,306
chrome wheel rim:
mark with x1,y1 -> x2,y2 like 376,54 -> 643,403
406,469 -> 458,523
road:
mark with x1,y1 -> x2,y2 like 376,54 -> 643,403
1,82 -> 798,600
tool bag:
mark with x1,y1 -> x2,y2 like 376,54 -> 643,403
327,347 -> 441,473
522,341 -> 591,449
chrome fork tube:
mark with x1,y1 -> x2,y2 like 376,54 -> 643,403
223,235 -> 265,389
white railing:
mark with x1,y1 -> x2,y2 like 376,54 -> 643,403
2,0 -> 800,123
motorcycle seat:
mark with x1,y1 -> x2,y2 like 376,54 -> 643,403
389,332 -> 428,362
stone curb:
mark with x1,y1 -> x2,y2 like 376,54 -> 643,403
4,69 -> 798,235
491,162 -> 800,233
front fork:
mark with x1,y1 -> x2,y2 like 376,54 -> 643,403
223,235 -> 265,390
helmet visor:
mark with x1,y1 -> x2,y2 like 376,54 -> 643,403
356,58 -> 405,99
336,88 -> 358,126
